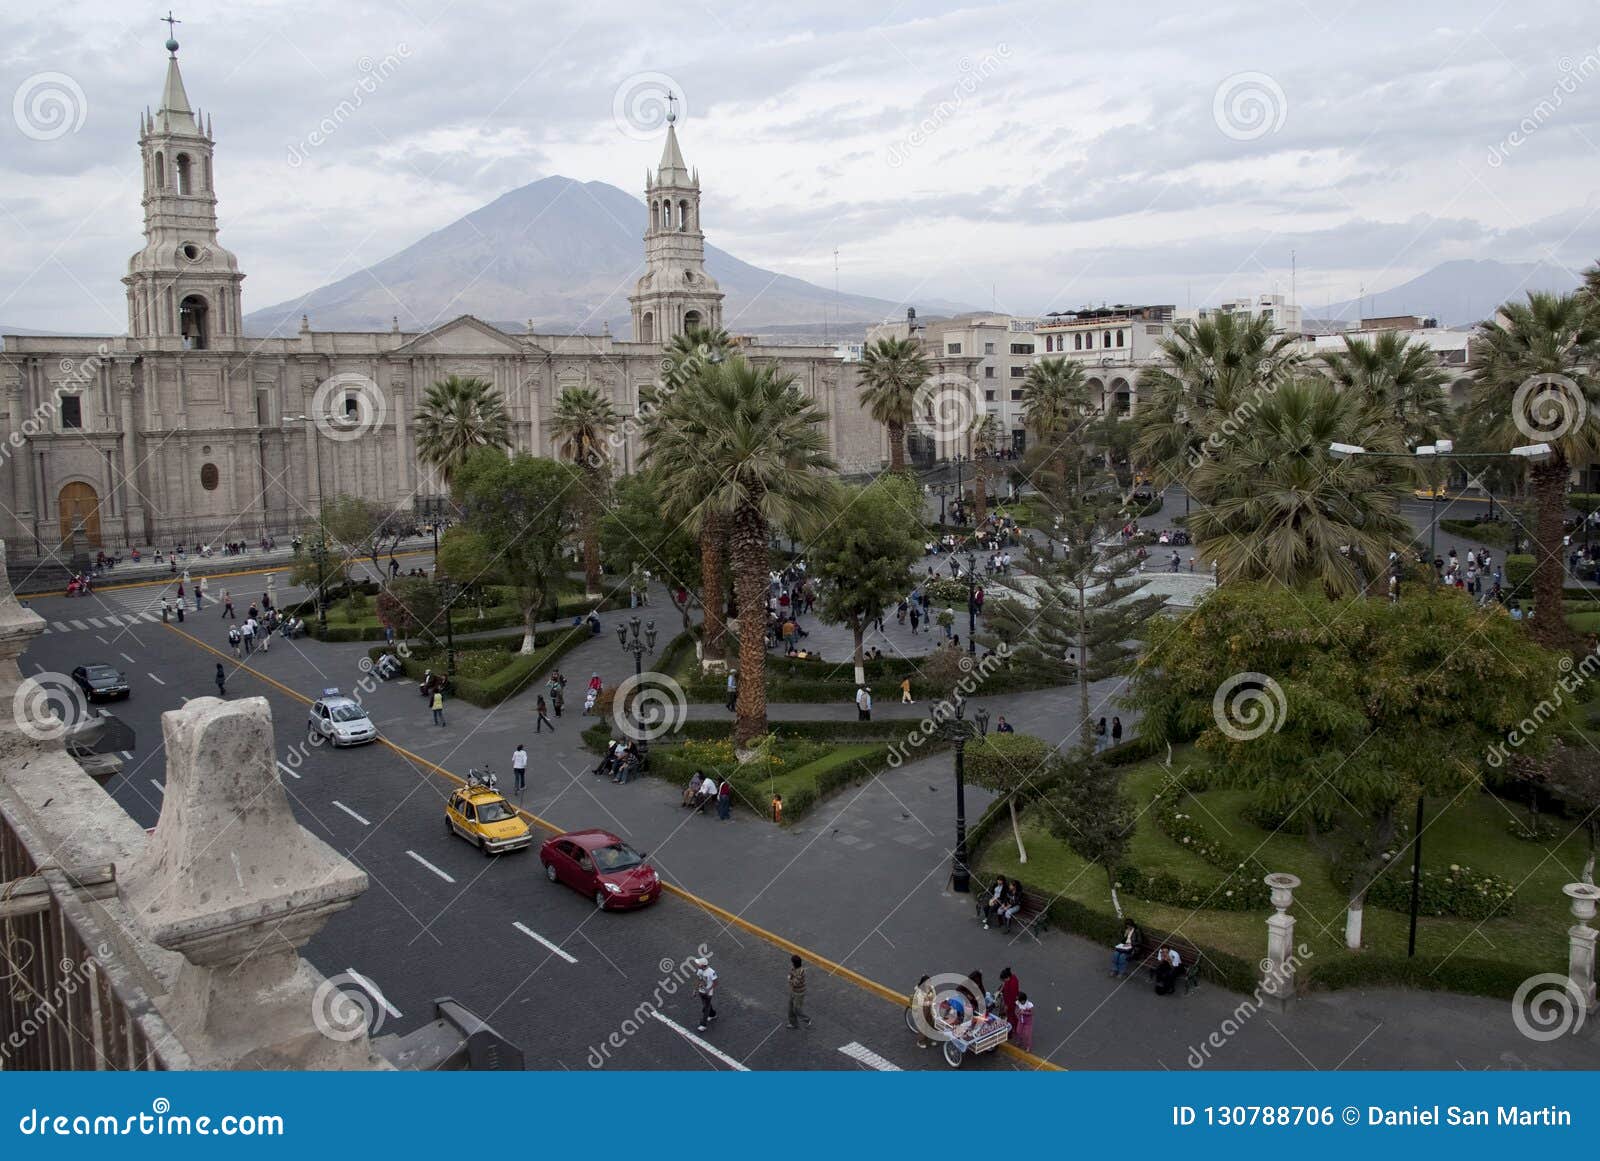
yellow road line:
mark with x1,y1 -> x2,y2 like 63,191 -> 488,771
28,548 -> 432,598
162,621 -> 1060,1072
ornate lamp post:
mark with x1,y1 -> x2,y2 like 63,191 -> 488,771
439,576 -> 460,679
965,550 -> 978,655
308,539 -> 329,632
939,700 -> 988,893
617,616 -> 657,730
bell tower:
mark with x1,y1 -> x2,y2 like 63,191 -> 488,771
629,96 -> 723,345
124,18 -> 244,349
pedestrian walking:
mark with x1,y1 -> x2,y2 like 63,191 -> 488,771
999,967 -> 1020,1027
221,590 -> 234,619
241,616 -> 256,656
716,777 -> 732,821
725,670 -> 737,712
911,975 -> 936,1048
900,676 -> 913,704
431,688 -> 446,727
786,955 -> 812,1029
227,623 -> 241,657
855,686 -> 872,721
1011,992 -> 1034,1051
1094,716 -> 1108,753
214,663 -> 227,698
536,695 -> 555,733
693,957 -> 718,1032
1111,716 -> 1123,748
511,744 -> 528,794
257,619 -> 271,653
195,577 -> 204,610
909,606 -> 921,634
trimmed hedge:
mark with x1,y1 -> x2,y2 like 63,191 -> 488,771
309,590 -> 627,642
1438,518 -> 1511,546
1505,554 -> 1534,597
367,625 -> 589,708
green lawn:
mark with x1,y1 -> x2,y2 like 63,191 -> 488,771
977,748 -> 1591,997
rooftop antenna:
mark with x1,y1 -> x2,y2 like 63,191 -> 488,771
1290,249 -> 1297,308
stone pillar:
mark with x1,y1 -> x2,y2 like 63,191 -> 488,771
117,375 -> 145,547
121,696 -> 378,1068
1565,882 -> 1600,1012
7,379 -> 37,547
1262,872 -> 1301,1002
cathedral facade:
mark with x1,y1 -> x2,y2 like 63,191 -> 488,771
0,43 -> 882,559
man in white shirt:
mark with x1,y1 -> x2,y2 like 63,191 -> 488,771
511,744 -> 528,793
855,686 -> 872,721
241,616 -> 257,655
694,957 -> 718,1031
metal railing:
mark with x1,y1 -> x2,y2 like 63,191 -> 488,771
1,792 -> 192,1071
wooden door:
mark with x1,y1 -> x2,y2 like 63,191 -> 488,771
58,482 -> 101,548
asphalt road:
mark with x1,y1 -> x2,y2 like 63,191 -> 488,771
17,572 -> 979,1074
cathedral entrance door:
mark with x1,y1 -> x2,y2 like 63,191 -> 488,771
58,482 -> 102,549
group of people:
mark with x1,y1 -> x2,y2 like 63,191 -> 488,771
1093,716 -> 1124,752
681,770 -> 733,819
225,608 -> 296,657
594,738 -> 646,783
1108,921 -> 1187,996
909,966 -> 1034,1051
979,876 -> 1024,931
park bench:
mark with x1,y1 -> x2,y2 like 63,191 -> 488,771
971,878 -> 1051,938
1136,929 -> 1201,995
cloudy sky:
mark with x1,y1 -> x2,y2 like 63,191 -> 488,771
2,0 -> 1598,332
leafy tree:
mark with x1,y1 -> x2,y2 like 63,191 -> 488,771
1126,582 -> 1562,947
375,576 -> 443,644
1040,753 -> 1135,893
965,731 -> 1052,864
322,494 -> 405,590
1466,291 -> 1600,649
1319,329 -> 1449,450
1187,377 -> 1411,596
415,375 -> 511,494
969,413 -> 1000,528
985,408 -> 1164,756
599,470 -> 702,632
858,336 -> 931,472
811,475 -> 924,684
644,358 -> 836,748
646,328 -> 738,660
550,386 -> 619,597
450,449 -> 578,653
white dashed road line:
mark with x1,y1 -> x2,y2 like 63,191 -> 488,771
147,673 -> 166,685
838,1041 -> 902,1071
405,850 -> 456,883
647,1011 -> 749,1071
149,780 -> 164,796
331,801 -> 370,826
276,760 -> 301,780
69,620 -> 88,631
512,921 -> 578,964
342,969 -> 401,1019
87,618 -> 105,629
120,652 -> 136,664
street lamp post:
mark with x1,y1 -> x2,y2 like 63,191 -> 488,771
939,700 -> 989,893
309,539 -> 329,632
439,577 -> 459,680
617,616 -> 657,732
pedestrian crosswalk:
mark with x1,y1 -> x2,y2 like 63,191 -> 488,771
35,586 -> 184,636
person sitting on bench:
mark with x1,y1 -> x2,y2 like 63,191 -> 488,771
997,879 -> 1023,931
978,875 -> 1007,929
1153,945 -> 1182,995
683,771 -> 706,807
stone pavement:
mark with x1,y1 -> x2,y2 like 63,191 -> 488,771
207,584 -> 1596,1070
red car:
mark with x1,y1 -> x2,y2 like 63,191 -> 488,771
539,829 -> 660,910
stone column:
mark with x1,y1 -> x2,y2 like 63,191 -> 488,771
117,375 -> 146,547
121,696 -> 379,1069
1565,882 -> 1599,1011
1262,872 -> 1301,1002
301,372 -> 322,514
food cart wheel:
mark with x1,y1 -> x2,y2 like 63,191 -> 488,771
943,1041 -> 963,1068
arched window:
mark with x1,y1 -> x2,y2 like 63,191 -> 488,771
684,310 -> 701,332
678,199 -> 689,231
203,156 -> 211,192
1103,330 -> 1112,348
1074,333 -> 1083,351
1116,330 -> 1125,347
200,463 -> 220,490
178,294 -> 209,350
641,312 -> 654,344
154,151 -> 165,190
176,154 -> 192,195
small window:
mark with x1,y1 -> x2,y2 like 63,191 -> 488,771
1103,331 -> 1113,347
984,366 -> 995,378
984,390 -> 996,402
984,342 -> 995,355
1009,343 -> 1034,355
182,243 -> 199,261
60,396 -> 82,429
946,343 -> 962,355
200,463 -> 220,490
1075,333 -> 1085,350
1009,366 -> 1026,378
1010,389 -> 1023,401
175,153 -> 192,195
1116,330 -> 1125,347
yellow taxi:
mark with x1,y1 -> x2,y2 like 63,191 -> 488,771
445,774 -> 532,857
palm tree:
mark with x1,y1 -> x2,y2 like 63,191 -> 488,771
1188,377 -> 1410,597
644,359 -> 836,748
969,413 -> 1000,527
414,375 -> 511,494
1321,330 -> 1449,449
1018,357 -> 1093,500
858,336 -> 931,472
550,386 -> 619,597
1135,312 -> 1302,489
1466,291 -> 1600,649
648,327 -> 738,659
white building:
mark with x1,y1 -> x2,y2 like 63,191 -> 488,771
1034,305 -> 1177,424
1177,293 -> 1303,337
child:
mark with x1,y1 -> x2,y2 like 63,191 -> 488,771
771,792 -> 783,825
1011,992 -> 1034,1051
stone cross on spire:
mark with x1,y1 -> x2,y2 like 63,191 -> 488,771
162,10 -> 181,54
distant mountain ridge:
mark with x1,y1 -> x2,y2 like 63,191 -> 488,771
243,176 -> 969,341
1315,259 -> 1581,328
